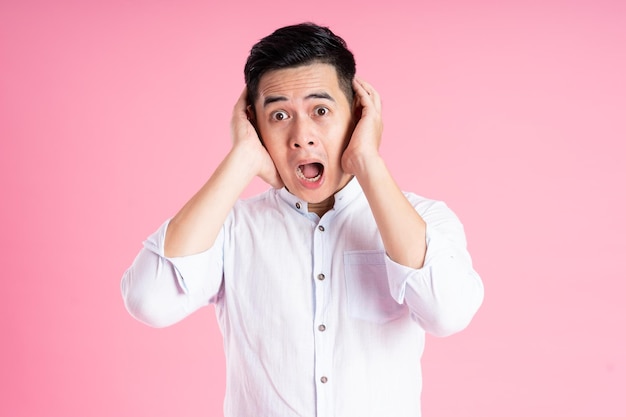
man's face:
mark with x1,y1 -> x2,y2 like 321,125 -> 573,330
253,62 -> 355,204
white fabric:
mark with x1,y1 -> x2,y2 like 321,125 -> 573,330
121,178 -> 484,417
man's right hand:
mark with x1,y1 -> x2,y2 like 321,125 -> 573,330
164,89 -> 284,257
230,88 -> 284,189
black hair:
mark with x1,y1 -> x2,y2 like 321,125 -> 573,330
244,23 -> 356,108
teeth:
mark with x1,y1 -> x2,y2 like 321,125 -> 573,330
297,166 -> 322,182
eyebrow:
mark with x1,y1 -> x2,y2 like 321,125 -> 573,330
263,92 -> 335,107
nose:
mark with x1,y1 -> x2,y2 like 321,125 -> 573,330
289,117 -> 316,149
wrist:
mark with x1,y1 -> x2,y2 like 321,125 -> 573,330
229,142 -> 265,179
347,151 -> 384,179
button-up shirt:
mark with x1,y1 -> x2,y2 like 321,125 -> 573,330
121,178 -> 484,417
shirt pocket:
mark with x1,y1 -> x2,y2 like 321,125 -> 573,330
344,250 -> 406,324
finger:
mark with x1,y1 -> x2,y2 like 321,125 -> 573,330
352,79 -> 371,113
234,87 -> 247,107
355,77 -> 378,95
233,88 -> 256,126
353,77 -> 381,110
239,87 -> 257,118
353,77 -> 368,97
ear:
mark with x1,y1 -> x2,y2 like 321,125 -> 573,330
246,104 -> 265,145
246,104 -> 256,123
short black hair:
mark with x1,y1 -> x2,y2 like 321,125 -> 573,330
244,23 -> 356,107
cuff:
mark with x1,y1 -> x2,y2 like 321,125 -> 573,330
385,226 -> 451,304
143,219 -> 218,295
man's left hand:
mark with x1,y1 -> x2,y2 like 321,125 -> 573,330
341,77 -> 384,177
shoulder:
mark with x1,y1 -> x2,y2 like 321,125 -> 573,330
402,191 -> 463,228
229,188 -> 284,222
402,191 -> 447,213
234,187 -> 280,208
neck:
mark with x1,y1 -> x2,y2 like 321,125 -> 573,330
308,196 -> 335,217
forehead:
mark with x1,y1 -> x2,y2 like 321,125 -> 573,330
256,62 -> 344,105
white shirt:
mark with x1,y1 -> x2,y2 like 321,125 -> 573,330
121,178 -> 484,417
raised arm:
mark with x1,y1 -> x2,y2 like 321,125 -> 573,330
342,79 -> 483,335
342,78 -> 427,269
165,88 -> 283,257
122,89 -> 283,327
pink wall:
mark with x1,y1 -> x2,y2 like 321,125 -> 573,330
2,0 -> 624,416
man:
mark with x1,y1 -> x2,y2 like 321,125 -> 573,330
122,23 -> 484,417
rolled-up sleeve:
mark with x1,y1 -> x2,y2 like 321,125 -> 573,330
121,220 -> 225,328
386,200 -> 484,337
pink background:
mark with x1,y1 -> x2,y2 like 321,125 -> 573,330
2,0 -> 625,416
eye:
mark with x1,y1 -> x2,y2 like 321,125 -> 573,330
314,106 -> 329,117
271,110 -> 289,121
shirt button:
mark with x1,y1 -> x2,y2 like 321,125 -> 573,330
318,324 -> 326,332
295,202 -> 301,209
317,273 -> 325,281
320,376 -> 328,384
318,225 -> 325,232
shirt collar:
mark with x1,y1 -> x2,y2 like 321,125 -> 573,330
278,176 -> 362,216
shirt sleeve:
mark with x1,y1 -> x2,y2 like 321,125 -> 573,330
385,199 -> 484,337
120,219 -> 225,328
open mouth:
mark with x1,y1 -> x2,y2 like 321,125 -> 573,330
296,162 -> 324,182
